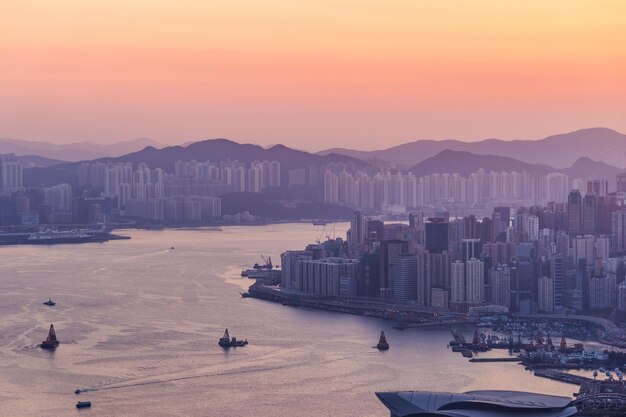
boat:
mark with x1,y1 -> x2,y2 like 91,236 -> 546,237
218,329 -> 248,348
27,228 -> 91,244
375,331 -> 390,350
76,401 -> 91,409
40,324 -> 60,350
43,298 -> 56,306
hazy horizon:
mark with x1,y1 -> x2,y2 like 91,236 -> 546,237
1,125 -> 623,154
2,1 -> 625,151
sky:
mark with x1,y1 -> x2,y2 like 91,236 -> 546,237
1,0 -> 626,151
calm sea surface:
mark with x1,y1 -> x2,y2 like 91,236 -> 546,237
0,223 -> 577,416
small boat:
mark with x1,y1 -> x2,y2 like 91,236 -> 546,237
76,401 -> 91,409
40,324 -> 60,350
375,331 -> 389,350
218,329 -> 248,348
170,246 -> 175,250
43,298 -> 56,306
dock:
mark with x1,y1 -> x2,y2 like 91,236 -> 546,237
469,357 -> 521,363
533,369 -> 594,385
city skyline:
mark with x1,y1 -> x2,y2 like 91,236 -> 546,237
3,1 -> 626,150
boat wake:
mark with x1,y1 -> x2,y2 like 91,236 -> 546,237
75,363 -> 294,393
75,353 -> 357,394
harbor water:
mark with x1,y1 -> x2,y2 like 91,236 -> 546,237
0,223 -> 577,416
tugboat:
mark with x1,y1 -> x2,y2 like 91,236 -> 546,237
375,331 -> 389,350
75,401 -> 91,409
43,298 -> 56,306
40,324 -> 60,350
218,329 -> 248,348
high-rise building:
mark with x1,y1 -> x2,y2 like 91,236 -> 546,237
461,239 -> 482,263
612,210 -> 626,252
465,258 -> 484,304
450,260 -> 465,303
538,276 -> 554,313
392,255 -> 417,302
0,154 -> 23,192
425,217 -> 448,254
618,281 -> 626,311
348,211 -> 368,253
510,244 -> 537,314
379,240 -> 409,291
587,179 -> 608,197
589,275 -> 614,309
415,251 -> 429,306
490,266 -> 511,308
582,194 -> 597,234
550,256 -> 564,310
567,190 -> 582,235
617,172 -> 626,192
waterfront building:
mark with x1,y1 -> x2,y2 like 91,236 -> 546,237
357,251 -> 381,298
490,266 -> 511,308
300,257 -> 359,297
510,244 -> 537,314
450,260 -> 465,303
280,250 -> 312,290
415,251 -> 430,306
0,154 -> 23,193
376,390 -> 577,417
538,275 -> 554,313
430,288 -> 449,309
42,183 -> 72,212
392,255 -> 417,302
379,239 -> 409,292
465,258 -> 484,304
550,256 -> 564,310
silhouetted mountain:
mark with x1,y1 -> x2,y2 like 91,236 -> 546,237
409,150 -> 554,177
23,139 -> 368,187
17,155 -> 66,168
409,150 -> 623,184
563,157 -> 622,183
92,139 -> 368,172
0,137 -> 164,161
319,128 -> 626,169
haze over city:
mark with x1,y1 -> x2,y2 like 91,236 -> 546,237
3,0 -> 626,150
4,2 -> 626,417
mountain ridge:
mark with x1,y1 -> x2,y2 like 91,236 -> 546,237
319,128 -> 626,169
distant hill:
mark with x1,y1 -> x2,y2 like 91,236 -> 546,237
409,150 -> 623,185
91,139 -> 368,172
17,155 -> 66,168
319,128 -> 626,169
409,150 -> 554,177
563,157 -> 622,183
0,137 -> 164,161
23,139 -> 369,187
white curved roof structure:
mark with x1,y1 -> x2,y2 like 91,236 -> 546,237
376,390 -> 578,417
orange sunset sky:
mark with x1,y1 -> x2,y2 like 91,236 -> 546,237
1,0 -> 625,150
